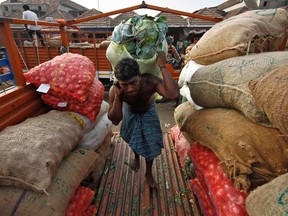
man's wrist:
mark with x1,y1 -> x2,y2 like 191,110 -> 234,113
160,65 -> 166,70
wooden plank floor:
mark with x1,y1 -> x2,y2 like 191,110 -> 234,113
94,133 -> 200,216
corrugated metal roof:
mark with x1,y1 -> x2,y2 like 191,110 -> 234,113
94,133 -> 201,216
218,0 -> 258,10
187,7 -> 224,26
218,0 -> 243,10
224,6 -> 250,18
244,0 -> 258,10
75,8 -> 113,27
111,11 -> 138,26
155,11 -> 188,27
60,0 -> 88,11
41,9 -> 74,20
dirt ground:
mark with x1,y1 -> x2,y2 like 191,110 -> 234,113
104,91 -> 177,133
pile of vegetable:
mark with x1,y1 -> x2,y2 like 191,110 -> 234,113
24,53 -> 95,102
42,78 -> 104,121
111,14 -> 168,59
65,185 -> 97,216
188,143 -> 248,216
106,15 -> 168,77
24,53 -> 104,121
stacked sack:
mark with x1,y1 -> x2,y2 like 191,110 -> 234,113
0,111 -> 99,215
173,8 -> 288,216
187,8 -> 288,65
0,53 -> 114,215
24,52 -> 104,122
24,52 -> 113,184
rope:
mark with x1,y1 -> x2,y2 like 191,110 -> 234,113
246,40 -> 251,55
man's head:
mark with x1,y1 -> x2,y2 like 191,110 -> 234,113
23,5 -> 30,11
114,58 -> 141,96
114,58 -> 140,81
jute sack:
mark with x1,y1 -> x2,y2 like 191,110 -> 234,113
91,130 -> 114,184
0,110 -> 83,192
174,101 -> 195,128
188,8 -> 288,65
181,108 -> 288,192
46,36 -> 62,47
0,146 -> 97,216
188,51 -> 288,126
246,173 -> 288,216
249,63 -> 288,137
174,101 -> 197,145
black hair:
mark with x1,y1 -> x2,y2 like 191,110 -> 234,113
23,5 -> 30,10
114,58 -> 140,81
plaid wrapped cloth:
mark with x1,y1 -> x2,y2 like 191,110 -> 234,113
120,101 -> 164,161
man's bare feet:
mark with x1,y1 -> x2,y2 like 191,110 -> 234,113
131,157 -> 140,171
146,174 -> 158,189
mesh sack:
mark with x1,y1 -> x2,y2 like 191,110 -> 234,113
24,53 -> 96,102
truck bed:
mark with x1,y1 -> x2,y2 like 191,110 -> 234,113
94,132 -> 200,216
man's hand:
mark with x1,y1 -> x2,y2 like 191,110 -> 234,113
156,51 -> 166,68
113,81 -> 123,98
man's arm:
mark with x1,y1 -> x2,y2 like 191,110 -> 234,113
155,51 -> 180,100
169,44 -> 181,62
107,84 -> 123,125
22,12 -> 28,30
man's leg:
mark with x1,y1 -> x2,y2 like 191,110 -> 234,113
131,151 -> 140,171
36,31 -> 45,46
145,159 -> 157,188
27,30 -> 34,41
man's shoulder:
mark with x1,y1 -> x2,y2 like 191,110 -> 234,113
142,73 -> 161,82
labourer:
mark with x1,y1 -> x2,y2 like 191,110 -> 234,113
166,37 -> 181,69
108,51 -> 179,188
22,4 -> 45,46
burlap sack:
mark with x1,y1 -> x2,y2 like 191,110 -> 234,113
0,110 -> 83,192
91,130 -> 113,184
0,146 -> 98,216
188,51 -> 288,126
181,108 -> 288,192
249,63 -> 288,137
174,102 -> 197,145
174,101 -> 195,128
46,36 -> 62,47
246,173 -> 288,216
188,8 -> 288,65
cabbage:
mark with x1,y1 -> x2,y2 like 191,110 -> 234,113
110,14 -> 168,59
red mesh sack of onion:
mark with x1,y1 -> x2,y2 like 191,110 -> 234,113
42,78 -> 104,121
169,124 -> 191,168
188,143 -> 248,216
24,53 -> 96,102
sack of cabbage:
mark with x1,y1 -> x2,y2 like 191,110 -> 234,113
106,14 -> 169,78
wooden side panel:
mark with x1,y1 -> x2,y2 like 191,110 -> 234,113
19,47 -> 61,69
0,84 -> 50,131
18,47 -> 112,72
94,48 -> 112,71
69,47 -> 112,71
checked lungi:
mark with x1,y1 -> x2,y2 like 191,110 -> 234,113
120,101 -> 164,161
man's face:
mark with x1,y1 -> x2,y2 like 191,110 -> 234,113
118,75 -> 141,96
